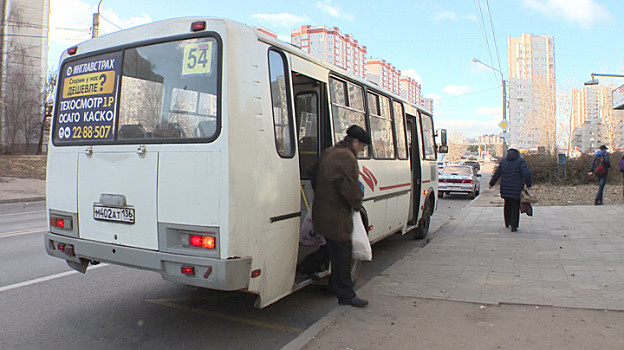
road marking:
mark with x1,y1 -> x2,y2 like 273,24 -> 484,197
0,227 -> 47,238
0,210 -> 46,218
0,263 -> 108,294
147,298 -> 304,334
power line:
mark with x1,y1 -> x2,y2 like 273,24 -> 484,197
484,0 -> 503,75
473,0 -> 498,86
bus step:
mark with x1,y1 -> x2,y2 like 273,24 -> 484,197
293,270 -> 330,290
405,224 -> 419,233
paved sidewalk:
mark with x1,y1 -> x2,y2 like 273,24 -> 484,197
283,203 -> 624,349
0,177 -> 46,204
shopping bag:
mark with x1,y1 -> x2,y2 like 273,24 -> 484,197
351,210 -> 372,261
299,209 -> 325,247
521,189 -> 538,204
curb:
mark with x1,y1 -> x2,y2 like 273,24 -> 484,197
0,196 -> 46,204
280,218 -> 451,350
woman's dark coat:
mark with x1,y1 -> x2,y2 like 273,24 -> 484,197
312,141 -> 363,242
489,149 -> 532,200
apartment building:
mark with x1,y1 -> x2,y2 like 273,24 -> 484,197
571,85 -> 624,152
399,76 -> 423,107
422,97 -> 434,114
366,58 -> 400,95
0,0 -> 50,153
507,34 -> 556,152
291,25 -> 367,79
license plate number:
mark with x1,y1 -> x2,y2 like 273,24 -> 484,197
93,205 -> 135,224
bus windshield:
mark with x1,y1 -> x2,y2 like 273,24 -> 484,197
54,36 -> 220,145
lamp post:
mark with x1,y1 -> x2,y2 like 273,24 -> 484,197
584,73 -> 624,86
473,58 -> 507,156
92,0 -> 104,38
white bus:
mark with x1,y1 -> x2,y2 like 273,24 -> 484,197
45,17 -> 448,308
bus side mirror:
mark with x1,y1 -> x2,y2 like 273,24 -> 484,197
438,129 -> 448,153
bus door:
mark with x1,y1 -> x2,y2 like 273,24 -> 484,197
291,72 -> 330,280
406,114 -> 422,225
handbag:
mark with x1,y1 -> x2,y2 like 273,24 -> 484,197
351,210 -> 372,261
521,189 -> 538,204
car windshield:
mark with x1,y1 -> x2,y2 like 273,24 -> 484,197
442,166 -> 471,175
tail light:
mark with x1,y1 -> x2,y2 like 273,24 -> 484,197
50,216 -> 73,230
183,232 -> 216,250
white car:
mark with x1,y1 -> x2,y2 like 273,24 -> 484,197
437,161 -> 445,173
438,165 -> 481,199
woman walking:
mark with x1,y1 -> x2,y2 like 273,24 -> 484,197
489,146 -> 532,232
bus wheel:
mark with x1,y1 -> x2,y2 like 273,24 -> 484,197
413,198 -> 431,240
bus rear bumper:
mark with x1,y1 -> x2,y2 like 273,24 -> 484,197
45,232 -> 252,291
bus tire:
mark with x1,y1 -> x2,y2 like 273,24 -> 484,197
413,197 -> 432,240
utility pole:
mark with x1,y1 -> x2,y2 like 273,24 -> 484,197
92,0 -> 103,38
473,58 -> 508,156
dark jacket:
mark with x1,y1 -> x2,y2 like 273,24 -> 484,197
489,149 -> 532,200
590,149 -> 611,177
312,141 -> 363,242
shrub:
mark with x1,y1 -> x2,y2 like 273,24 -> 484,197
491,152 -> 622,185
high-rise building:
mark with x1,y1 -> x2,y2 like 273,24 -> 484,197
366,58 -> 400,95
399,76 -> 423,107
0,0 -> 50,153
422,98 -> 434,114
571,85 -> 624,152
507,34 -> 556,152
291,25 -> 367,79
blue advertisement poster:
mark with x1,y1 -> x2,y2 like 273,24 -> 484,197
55,52 -> 122,142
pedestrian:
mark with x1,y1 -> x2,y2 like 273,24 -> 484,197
588,145 -> 611,205
312,125 -> 370,308
488,145 -> 532,232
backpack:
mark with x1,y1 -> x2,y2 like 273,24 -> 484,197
620,158 -> 624,173
595,155 -> 607,176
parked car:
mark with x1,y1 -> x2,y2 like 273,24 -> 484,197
459,160 -> 481,172
438,165 -> 481,199
437,161 -> 445,173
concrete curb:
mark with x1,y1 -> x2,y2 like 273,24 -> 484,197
280,219 -> 450,350
0,196 -> 46,204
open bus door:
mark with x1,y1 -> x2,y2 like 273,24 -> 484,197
291,71 -> 331,287
406,114 -> 422,225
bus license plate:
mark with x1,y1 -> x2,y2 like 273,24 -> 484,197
93,205 -> 135,224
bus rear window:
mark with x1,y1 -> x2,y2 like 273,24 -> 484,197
54,36 -> 220,144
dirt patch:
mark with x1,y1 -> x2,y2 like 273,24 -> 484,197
0,155 -> 47,180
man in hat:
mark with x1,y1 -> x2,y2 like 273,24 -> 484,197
312,125 -> 371,307
589,145 -> 611,205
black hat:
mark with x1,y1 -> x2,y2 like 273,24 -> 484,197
599,145 -> 608,150
346,125 -> 371,145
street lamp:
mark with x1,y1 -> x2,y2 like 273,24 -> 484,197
92,0 -> 104,38
584,73 -> 624,86
473,58 -> 508,156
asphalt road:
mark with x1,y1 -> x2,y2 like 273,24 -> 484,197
0,182 -> 480,350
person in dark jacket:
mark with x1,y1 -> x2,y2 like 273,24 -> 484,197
588,145 -> 611,205
488,146 -> 532,232
312,125 -> 370,308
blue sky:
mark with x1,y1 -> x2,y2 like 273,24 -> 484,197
49,0 -> 624,138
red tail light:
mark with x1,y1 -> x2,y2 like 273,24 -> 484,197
67,46 -> 78,55
187,233 -> 216,249
181,265 -> 195,276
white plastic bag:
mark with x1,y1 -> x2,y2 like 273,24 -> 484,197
351,210 -> 372,261
299,209 -> 325,247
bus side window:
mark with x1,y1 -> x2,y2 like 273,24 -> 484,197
268,49 -> 295,158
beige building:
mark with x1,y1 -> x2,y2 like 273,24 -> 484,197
291,25 -> 367,79
571,85 -> 624,152
0,0 -> 50,153
399,76 -> 423,107
366,58 -> 400,95
507,34 -> 556,152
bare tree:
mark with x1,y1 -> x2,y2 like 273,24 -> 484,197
533,76 -> 557,154
37,70 -> 57,154
2,8 -> 46,153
